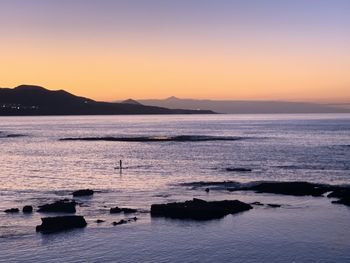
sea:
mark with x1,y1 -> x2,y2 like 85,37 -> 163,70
0,114 -> 349,263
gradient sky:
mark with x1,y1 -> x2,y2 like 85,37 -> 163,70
1,0 -> 349,102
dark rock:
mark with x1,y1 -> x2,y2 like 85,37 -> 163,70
60,135 -> 241,143
38,200 -> 76,213
332,197 -> 350,206
112,219 -> 127,226
23,205 -> 33,213
110,207 -> 122,213
244,181 -> 330,197
225,167 -> 252,172
4,208 -> 19,213
110,207 -> 137,214
327,188 -> 350,199
36,216 -> 87,233
250,202 -> 264,206
112,217 -> 138,226
122,208 -> 137,213
95,219 -> 105,224
72,189 -> 94,197
6,134 -> 26,138
151,198 -> 252,220
205,188 -> 210,193
328,188 -> 350,206
267,204 -> 281,208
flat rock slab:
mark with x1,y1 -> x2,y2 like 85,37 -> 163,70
72,189 -> 94,197
238,181 -> 332,197
36,216 -> 87,233
38,200 -> 76,213
151,198 -> 252,220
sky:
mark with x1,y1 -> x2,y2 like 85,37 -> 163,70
1,0 -> 349,102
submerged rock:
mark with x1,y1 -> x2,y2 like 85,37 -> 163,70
38,200 -> 76,213
112,219 -> 127,226
151,198 -> 252,220
36,216 -> 87,233
250,202 -> 264,206
110,207 -> 137,214
225,167 -> 252,172
112,217 -> 138,226
60,135 -> 244,143
23,205 -> 33,213
267,204 -> 281,208
4,208 -> 19,213
95,219 -> 105,224
72,189 -> 94,197
121,208 -> 137,213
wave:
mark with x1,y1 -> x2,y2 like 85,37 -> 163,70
179,181 -> 242,189
59,135 -> 248,142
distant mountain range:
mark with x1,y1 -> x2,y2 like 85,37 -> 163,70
134,96 -> 350,114
0,85 -> 214,116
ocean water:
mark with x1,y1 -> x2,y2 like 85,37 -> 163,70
0,114 -> 350,262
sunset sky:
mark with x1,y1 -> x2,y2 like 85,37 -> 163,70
1,0 -> 349,102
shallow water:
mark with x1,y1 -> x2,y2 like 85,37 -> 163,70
0,114 -> 350,262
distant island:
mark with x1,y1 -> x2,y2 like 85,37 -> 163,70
134,97 -> 350,114
0,85 -> 214,116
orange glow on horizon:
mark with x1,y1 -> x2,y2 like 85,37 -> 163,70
1,4 -> 349,103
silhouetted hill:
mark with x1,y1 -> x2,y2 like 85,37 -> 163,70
0,85 -> 215,116
138,97 -> 350,114
121,99 -> 143,105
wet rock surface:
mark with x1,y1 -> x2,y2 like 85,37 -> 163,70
36,216 -> 87,233
151,198 -> 252,220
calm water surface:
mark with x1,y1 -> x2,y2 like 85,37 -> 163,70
0,114 -> 349,262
